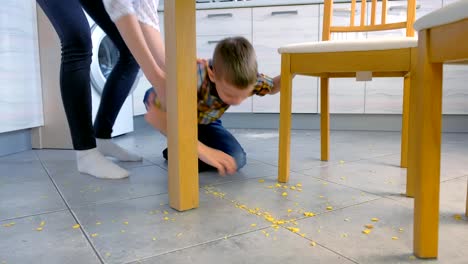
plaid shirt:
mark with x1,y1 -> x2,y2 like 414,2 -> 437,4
147,59 -> 275,124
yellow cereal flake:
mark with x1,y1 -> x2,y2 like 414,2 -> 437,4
36,227 -> 43,231
297,188 -> 303,192
365,224 -> 374,229
121,230 -> 126,233
96,222 -> 101,225
287,209 -> 293,213
91,233 -> 98,237
258,179 -> 265,183
276,220 -> 285,225
176,233 -> 183,237
454,214 -> 463,221
340,177 -> 346,180
399,228 -> 404,232
163,211 -> 169,215
409,256 -> 416,260
39,221 -> 45,227
344,218 -> 350,222
105,253 -> 111,257
339,160 -> 345,164
290,186 -> 296,190
123,221 -> 129,225
275,183 -> 282,188
300,233 -> 306,237
163,217 -> 169,221
296,183 -> 302,187
323,182 -> 328,185
392,236 -> 399,240
271,224 -> 280,230
362,229 -> 372,235
371,218 -> 379,222
251,224 -> 257,227
287,227 -> 300,233
282,192 -> 288,197
72,224 -> 80,229
319,195 -> 325,199
152,237 -> 157,241
310,241 -> 317,247
304,212 -> 315,217
326,206 -> 333,211
267,185 -> 274,189
341,233 -> 348,238
3,222 -> 15,227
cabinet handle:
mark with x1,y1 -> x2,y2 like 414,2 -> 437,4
207,13 -> 233,18
388,4 -> 420,11
271,10 -> 298,16
207,40 -> 221,45
333,7 -> 358,14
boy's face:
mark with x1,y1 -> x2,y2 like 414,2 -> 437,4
209,70 -> 254,106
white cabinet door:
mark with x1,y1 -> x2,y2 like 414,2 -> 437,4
443,65 -> 468,114
196,8 -> 252,36
318,3 -> 366,113
364,0 -> 442,114
252,5 -> 319,113
132,11 -> 165,116
197,35 -> 253,113
0,0 -> 43,133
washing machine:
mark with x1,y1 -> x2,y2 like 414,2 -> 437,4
87,14 -> 138,137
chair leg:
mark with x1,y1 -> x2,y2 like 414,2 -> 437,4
406,48 -> 418,198
320,77 -> 330,161
466,177 -> 468,217
278,54 -> 293,183
413,32 -> 443,259
400,76 -> 410,169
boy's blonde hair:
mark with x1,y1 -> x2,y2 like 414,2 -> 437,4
212,36 -> 258,89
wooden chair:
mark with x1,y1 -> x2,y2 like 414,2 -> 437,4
277,0 -> 417,190
410,0 -> 468,258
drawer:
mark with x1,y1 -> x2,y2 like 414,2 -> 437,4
196,8 -> 252,36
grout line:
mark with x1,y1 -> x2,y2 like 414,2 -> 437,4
34,151 -> 105,264
0,208 -> 70,223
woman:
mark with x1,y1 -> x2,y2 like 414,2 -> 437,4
36,0 -> 166,179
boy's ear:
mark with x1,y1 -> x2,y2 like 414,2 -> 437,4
207,67 -> 216,83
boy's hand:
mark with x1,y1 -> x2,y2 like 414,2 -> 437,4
198,145 -> 237,176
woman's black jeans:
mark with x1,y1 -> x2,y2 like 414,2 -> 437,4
36,0 -> 139,150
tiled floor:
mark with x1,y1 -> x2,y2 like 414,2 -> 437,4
1,126 -> 467,264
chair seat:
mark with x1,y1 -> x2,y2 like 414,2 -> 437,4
414,0 -> 468,31
278,37 -> 417,54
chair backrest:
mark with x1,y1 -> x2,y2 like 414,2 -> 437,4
322,0 -> 417,41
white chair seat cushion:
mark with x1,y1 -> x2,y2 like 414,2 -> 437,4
414,0 -> 468,31
278,37 -> 417,54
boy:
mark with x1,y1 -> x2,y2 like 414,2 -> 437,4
144,36 -> 280,176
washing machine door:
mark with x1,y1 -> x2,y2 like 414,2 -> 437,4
90,24 -> 141,95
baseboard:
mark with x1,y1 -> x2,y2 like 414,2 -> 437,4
0,129 -> 32,157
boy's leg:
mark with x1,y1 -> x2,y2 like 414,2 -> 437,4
162,119 -> 247,172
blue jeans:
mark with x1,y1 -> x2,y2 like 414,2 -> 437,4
144,88 -> 247,172
36,0 -> 139,150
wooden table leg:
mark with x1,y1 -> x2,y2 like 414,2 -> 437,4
165,0 -> 199,211
278,54 -> 292,183
413,31 -> 443,259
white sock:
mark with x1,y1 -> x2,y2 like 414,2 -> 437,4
96,138 -> 142,162
76,148 -> 129,179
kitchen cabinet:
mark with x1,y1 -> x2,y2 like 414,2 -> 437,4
252,5 -> 320,113
0,0 -> 43,133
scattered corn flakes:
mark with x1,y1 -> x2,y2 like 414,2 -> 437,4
72,224 -> 80,229
310,241 -> 317,247
271,224 -> 280,229
258,179 -> 265,183
287,227 -> 300,233
36,227 -> 43,231
392,236 -> 399,240
304,212 -> 315,217
326,206 -> 333,211
362,229 -> 372,234
371,218 -> 379,222
282,192 -> 288,197
91,233 -> 98,237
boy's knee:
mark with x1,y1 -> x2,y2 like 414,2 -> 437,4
232,149 -> 247,171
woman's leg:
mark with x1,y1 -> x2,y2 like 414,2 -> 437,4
80,0 -> 142,161
36,0 -> 128,179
